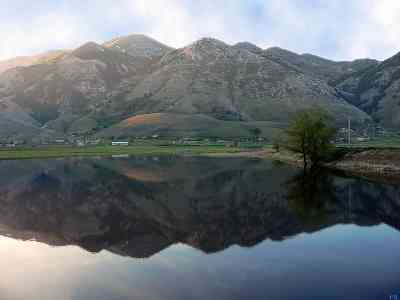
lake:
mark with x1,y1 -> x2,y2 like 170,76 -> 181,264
0,156 -> 399,300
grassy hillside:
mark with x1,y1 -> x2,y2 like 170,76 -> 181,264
97,113 -> 286,139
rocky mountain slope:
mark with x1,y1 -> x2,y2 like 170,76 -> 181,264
334,52 -> 400,128
263,47 -> 379,83
261,47 -> 400,129
112,38 -> 368,124
1,33 -> 398,141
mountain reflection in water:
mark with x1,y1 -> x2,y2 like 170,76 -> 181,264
0,156 -> 399,259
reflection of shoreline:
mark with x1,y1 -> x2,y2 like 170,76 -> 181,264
210,149 -> 400,183
0,157 -> 399,258
112,154 -> 130,158
258,148 -> 400,182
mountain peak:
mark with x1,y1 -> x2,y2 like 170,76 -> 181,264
103,34 -> 173,58
160,37 -> 233,65
76,41 -> 101,50
232,42 -> 263,54
71,42 -> 106,58
105,34 -> 154,45
191,37 -> 229,48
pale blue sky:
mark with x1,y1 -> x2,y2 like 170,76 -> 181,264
1,0 -> 399,61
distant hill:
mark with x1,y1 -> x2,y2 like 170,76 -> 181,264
0,50 -> 68,74
2,33 -> 399,141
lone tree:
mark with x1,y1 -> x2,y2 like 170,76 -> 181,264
285,108 -> 337,170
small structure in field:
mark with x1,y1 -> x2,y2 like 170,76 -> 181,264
356,136 -> 370,142
54,139 -> 66,144
112,141 -> 129,146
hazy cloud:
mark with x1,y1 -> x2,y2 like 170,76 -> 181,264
0,0 -> 399,61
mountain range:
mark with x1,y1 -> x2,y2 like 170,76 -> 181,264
0,34 -> 399,142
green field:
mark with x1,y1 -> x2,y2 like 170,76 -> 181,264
0,145 -> 248,160
1,136 -> 399,160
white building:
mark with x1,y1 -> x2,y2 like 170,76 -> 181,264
112,141 -> 129,146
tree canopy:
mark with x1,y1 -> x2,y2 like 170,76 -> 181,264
285,108 -> 336,170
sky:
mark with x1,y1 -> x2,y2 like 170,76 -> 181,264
1,0 -> 400,61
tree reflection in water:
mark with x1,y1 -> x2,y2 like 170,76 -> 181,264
286,168 -> 336,224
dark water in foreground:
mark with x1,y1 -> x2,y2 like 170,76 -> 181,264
0,156 -> 399,300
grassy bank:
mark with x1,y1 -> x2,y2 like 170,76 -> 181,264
0,145 -> 247,160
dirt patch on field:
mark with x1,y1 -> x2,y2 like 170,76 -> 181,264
121,113 -> 164,127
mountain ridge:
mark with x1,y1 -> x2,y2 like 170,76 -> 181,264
0,33 -> 399,142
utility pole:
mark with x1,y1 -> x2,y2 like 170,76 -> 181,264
347,184 -> 352,221
348,118 -> 351,146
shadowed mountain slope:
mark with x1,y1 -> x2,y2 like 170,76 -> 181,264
334,52 -> 400,127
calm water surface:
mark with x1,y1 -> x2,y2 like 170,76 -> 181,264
0,156 -> 399,300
